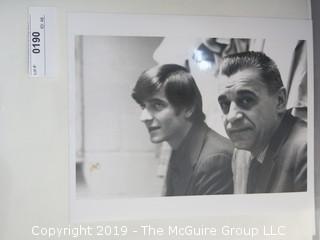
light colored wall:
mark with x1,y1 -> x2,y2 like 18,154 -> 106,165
81,36 -> 161,153
0,0 -> 313,240
77,36 -> 164,198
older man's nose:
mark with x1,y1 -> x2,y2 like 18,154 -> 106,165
140,108 -> 153,122
226,102 -> 243,123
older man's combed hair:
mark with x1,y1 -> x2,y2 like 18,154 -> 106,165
219,51 -> 283,94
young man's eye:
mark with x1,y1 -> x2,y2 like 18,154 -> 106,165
139,103 -> 145,109
152,102 -> 165,111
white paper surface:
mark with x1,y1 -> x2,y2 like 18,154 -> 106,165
68,13 -> 315,238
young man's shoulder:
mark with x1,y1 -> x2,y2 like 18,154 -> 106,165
201,127 -> 234,161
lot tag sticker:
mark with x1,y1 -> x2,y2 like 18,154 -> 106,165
28,7 -> 57,77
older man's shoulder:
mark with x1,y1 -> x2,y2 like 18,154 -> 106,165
288,115 -> 307,146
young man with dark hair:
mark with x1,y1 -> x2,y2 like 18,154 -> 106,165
132,64 -> 233,196
217,51 -> 307,193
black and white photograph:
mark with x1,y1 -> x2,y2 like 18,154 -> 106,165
68,14 -> 314,222
74,35 -> 308,198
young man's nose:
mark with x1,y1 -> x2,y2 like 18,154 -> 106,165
140,108 -> 153,122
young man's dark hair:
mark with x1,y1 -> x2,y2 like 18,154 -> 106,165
132,64 -> 205,123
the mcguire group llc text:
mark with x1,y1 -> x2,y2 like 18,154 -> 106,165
139,224 -> 286,237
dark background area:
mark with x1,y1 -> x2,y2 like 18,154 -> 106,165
312,0 -> 319,239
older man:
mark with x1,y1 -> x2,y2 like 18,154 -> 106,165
132,64 -> 233,196
217,51 -> 307,193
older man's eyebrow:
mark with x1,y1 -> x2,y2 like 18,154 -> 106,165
236,89 -> 258,97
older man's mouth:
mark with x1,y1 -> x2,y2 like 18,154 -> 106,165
227,127 -> 252,135
148,126 -> 161,132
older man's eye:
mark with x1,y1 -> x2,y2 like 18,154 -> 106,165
237,97 -> 255,109
219,100 -> 230,114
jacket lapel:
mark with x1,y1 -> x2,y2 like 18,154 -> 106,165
256,111 -> 296,192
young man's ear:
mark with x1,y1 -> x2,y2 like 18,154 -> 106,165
276,87 -> 287,114
184,105 -> 195,119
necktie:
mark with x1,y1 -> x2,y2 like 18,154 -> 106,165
247,158 -> 261,193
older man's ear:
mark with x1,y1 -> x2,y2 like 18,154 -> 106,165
276,87 -> 287,114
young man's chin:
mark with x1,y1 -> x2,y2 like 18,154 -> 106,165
149,136 -> 164,144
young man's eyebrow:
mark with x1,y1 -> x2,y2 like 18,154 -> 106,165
148,98 -> 166,103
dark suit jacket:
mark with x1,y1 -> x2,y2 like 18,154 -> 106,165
250,111 -> 307,193
165,122 -> 234,196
